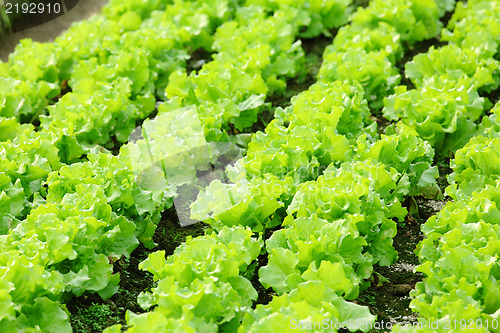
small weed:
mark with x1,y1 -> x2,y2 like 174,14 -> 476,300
358,292 -> 377,306
71,303 -> 120,333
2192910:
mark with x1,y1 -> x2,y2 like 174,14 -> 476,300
442,318 -> 499,330
3,0 -> 79,33
6,1 -> 61,14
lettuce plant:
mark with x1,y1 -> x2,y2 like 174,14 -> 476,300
104,226 -> 262,333
405,44 -> 500,92
383,76 -> 485,153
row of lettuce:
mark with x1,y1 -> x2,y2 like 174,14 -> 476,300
399,105 -> 500,333
0,0 -> 357,332
102,0 -> 458,331
388,0 -> 500,332
383,0 -> 500,156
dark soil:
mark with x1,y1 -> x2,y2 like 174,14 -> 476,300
480,86 -> 500,110
185,47 -> 215,74
67,244 -> 153,332
250,253 -> 277,306
352,195 -> 447,333
153,206 -> 210,256
436,158 -> 453,194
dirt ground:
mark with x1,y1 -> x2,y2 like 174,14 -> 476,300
0,0 -> 108,61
